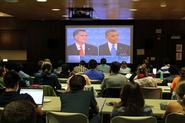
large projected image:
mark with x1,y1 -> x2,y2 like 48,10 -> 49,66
66,25 -> 133,63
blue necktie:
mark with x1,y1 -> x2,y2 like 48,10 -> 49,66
111,44 -> 116,55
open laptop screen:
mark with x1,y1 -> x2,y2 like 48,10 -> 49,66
20,88 -> 44,105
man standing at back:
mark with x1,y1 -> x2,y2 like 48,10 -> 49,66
99,29 -> 130,56
67,29 -> 98,56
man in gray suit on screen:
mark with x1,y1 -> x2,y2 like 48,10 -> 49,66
99,29 -> 130,56
67,29 -> 98,56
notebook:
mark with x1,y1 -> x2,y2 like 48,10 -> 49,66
20,88 -> 44,105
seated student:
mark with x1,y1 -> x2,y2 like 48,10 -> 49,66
1,100 -> 37,123
161,65 -> 179,86
66,74 -> 97,96
101,61 -> 129,91
119,61 -> 131,75
85,59 -> 104,81
60,75 -> 99,120
134,65 -> 157,87
0,71 -> 43,115
96,58 -> 110,73
111,82 -> 153,117
72,60 -> 88,74
163,81 -> 185,119
163,101 -> 184,118
34,62 -> 61,91
0,66 -> 7,93
175,81 -> 185,109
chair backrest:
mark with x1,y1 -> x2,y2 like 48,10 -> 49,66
111,116 -> 157,123
39,85 -> 56,96
141,87 -> 162,99
46,112 -> 89,123
102,88 -> 121,98
0,107 -> 4,121
165,113 -> 185,123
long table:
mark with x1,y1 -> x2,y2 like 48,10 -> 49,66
102,98 -> 176,117
43,96 -> 176,117
43,96 -> 106,112
61,83 -> 170,93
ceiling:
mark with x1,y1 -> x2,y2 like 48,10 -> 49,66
0,0 -> 185,20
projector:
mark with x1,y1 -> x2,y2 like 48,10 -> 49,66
68,7 -> 94,19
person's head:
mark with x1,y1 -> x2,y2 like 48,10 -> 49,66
164,101 -> 183,118
79,60 -> 86,66
175,81 -> 185,104
44,58 -> 51,63
100,58 -> 107,65
121,61 -> 128,68
120,82 -> 144,115
1,100 -> 37,123
180,67 -> 185,80
3,71 -> 20,90
37,60 -> 44,70
14,63 -> 23,72
169,65 -> 179,75
136,65 -> 148,79
69,75 -> 86,91
105,29 -> 119,44
41,62 -> 52,75
110,61 -> 121,74
0,66 -> 7,77
73,29 -> 88,45
88,59 -> 97,69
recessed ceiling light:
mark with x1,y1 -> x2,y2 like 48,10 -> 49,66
132,0 -> 140,2
128,17 -> 134,20
129,9 -> 138,12
62,15 -> 69,18
36,0 -> 47,2
160,1 -> 167,7
0,12 -> 13,17
51,9 -> 61,11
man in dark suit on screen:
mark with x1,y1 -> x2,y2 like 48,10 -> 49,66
99,29 -> 130,56
67,29 -> 98,56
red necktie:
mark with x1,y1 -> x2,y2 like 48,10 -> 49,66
80,45 -> 84,56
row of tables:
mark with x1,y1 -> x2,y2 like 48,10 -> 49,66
61,83 -> 171,93
43,96 -> 176,117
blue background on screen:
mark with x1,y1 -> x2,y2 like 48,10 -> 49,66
66,26 -> 133,63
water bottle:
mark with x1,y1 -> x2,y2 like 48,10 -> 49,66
160,72 -> 163,80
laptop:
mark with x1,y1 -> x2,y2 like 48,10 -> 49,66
20,88 -> 44,105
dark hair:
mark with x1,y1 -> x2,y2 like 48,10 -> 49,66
136,66 -> 148,79
3,71 -> 20,88
176,81 -> 185,104
110,61 -> 121,74
79,60 -> 86,66
0,66 -> 6,76
69,75 -> 86,91
169,65 -> 179,75
100,58 -> 107,64
105,29 -> 117,37
88,59 -> 97,69
14,64 -> 23,72
41,62 -> 52,75
180,67 -> 185,81
120,82 -> 145,116
73,29 -> 86,37
1,100 -> 37,123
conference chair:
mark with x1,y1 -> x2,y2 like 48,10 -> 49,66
46,112 -> 89,123
111,116 -> 157,123
39,85 -> 57,96
141,87 -> 162,99
165,113 -> 185,123
102,88 -> 122,98
0,107 -> 4,120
